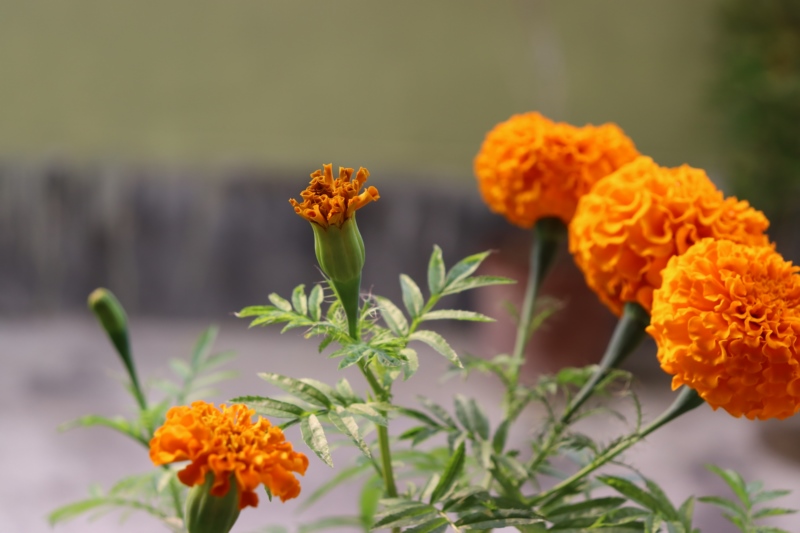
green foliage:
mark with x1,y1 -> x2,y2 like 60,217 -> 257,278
53,323 -> 236,529
699,465 -> 796,533
714,0 -> 800,217
62,245 -> 797,533
48,470 -> 185,532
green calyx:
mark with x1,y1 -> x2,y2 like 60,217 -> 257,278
185,473 -> 241,533
311,217 -> 366,284
310,217 -> 365,339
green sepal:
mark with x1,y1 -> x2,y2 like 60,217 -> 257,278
311,217 -> 365,284
185,472 -> 241,533
309,217 -> 366,339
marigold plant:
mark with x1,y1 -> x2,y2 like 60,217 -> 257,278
649,239 -> 800,420
569,156 -> 770,316
473,112 -> 639,228
150,401 -> 309,508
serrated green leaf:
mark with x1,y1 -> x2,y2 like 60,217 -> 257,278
59,415 -> 145,445
395,406 -> 442,428
678,496 -> 695,530
402,348 -> 419,381
235,305 -> 276,317
644,477 -> 680,520
410,330 -> 462,368
444,250 -> 490,286
232,396 -> 306,418
404,517 -> 449,533
454,509 -> 543,529
301,462 -> 372,510
192,369 -> 238,389
300,414 -> 332,467
191,325 -> 218,366
706,464 -> 750,508
427,245 -> 446,295
421,309 -> 495,322
47,496 -> 168,526
169,359 -> 191,379
443,275 -> 516,295
318,335 -> 334,353
546,497 -> 626,520
335,378 -> 362,404
418,396 -> 457,428
493,419 -> 510,453
752,489 -> 792,505
307,284 -> 324,321
429,441 -> 465,504
400,274 -> 425,318
600,476 -> 678,520
373,500 -> 436,529
752,507 -> 797,519
292,284 -> 308,315
259,373 -> 331,408
419,473 -> 441,503
374,510 -> 440,530
327,408 -> 371,458
698,495 -> 744,517
374,296 -> 409,336
453,395 -> 490,440
268,293 -> 293,312
346,403 -> 388,426
334,343 -> 372,370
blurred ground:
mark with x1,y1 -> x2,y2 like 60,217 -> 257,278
3,315 -> 799,532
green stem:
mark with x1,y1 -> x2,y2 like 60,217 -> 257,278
377,424 -> 398,498
504,218 -> 564,419
560,301 -> 649,424
510,217 -> 564,372
168,475 -> 185,521
531,386 -> 703,504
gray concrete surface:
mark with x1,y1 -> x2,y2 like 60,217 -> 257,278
2,316 -> 799,532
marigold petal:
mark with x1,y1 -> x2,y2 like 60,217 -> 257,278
149,401 -> 308,510
648,239 -> 800,420
474,112 -> 639,228
289,164 -> 378,228
569,157 -> 770,315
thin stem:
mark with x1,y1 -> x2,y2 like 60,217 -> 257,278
504,218 -> 564,420
560,302 -> 649,424
377,424 -> 398,498
167,476 -> 185,520
510,218 -> 564,373
531,386 -> 703,504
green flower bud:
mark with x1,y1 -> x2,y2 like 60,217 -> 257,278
185,473 -> 241,533
290,164 -> 380,340
88,288 -> 146,410
311,217 -> 366,284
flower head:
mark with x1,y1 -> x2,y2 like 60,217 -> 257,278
150,401 -> 308,509
648,239 -> 800,420
474,112 -> 639,228
569,156 -> 770,316
290,164 -> 379,228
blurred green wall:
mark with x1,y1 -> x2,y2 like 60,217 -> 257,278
0,0 -> 721,178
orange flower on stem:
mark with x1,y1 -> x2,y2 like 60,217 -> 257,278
474,112 -> 639,228
150,401 -> 308,509
290,164 -> 379,228
649,239 -> 800,420
569,156 -> 770,316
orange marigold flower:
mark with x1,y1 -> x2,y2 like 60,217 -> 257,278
150,401 -> 308,509
648,239 -> 800,420
289,163 -> 379,228
569,156 -> 770,316
473,112 -> 639,228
